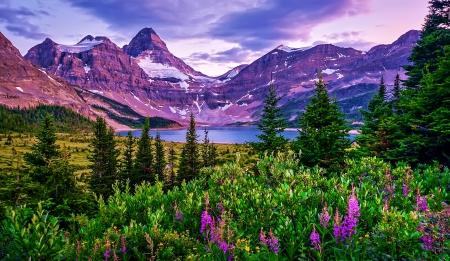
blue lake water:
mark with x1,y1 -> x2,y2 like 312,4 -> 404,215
117,126 -> 357,144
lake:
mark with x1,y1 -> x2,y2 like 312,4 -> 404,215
117,126 -> 357,144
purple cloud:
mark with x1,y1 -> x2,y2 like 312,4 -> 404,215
61,0 -> 371,51
0,3 -> 48,40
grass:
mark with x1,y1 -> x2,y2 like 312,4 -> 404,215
0,133 -> 258,175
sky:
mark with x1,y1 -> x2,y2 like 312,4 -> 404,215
0,0 -> 428,76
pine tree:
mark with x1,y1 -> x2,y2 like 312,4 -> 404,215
88,117 -> 119,198
292,73 -> 350,172
355,77 -> 394,159
250,76 -> 288,156
121,131 -> 134,185
200,128 -> 218,168
389,46 -> 450,165
378,76 -> 387,102
166,142 -> 177,188
178,114 -> 200,183
24,115 -> 60,176
392,73 -> 401,111
153,132 -> 166,181
404,1 -> 450,89
133,118 -> 154,185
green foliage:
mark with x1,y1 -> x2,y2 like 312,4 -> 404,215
201,128 -> 218,168
2,155 -> 449,260
0,203 -> 66,260
153,132 -> 166,181
120,131 -> 134,185
404,0 -> 450,89
293,74 -> 351,172
178,114 -> 200,183
387,46 -> 450,165
250,80 -> 288,156
0,104 -> 93,134
88,117 -> 120,199
166,142 -> 177,189
355,77 -> 394,159
133,118 -> 154,185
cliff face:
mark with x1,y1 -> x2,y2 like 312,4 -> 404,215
22,28 -> 421,125
0,31 -> 90,117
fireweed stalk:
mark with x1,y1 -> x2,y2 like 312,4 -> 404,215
200,194 -> 234,258
319,203 -> 330,228
334,187 -> 360,244
174,200 -> 183,221
260,229 -> 280,254
310,224 -> 322,251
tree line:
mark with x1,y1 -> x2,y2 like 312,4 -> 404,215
251,0 -> 450,169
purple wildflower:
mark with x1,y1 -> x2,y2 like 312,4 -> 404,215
416,196 -> 429,212
348,189 -> 360,218
120,235 -> 126,253
402,183 -> 410,198
420,236 -> 434,250
383,198 -> 389,212
319,203 -> 330,228
333,208 -> 342,240
259,229 -> 268,246
310,225 -> 322,251
268,229 -> 279,254
104,248 -> 111,259
217,203 -> 224,215
174,201 -> 184,221
218,241 -> 229,254
227,254 -> 234,261
200,210 -> 212,233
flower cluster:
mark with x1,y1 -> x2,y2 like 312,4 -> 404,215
259,229 -> 279,253
416,190 -> 429,213
402,167 -> 412,198
310,225 -> 322,251
200,195 -> 234,259
333,187 -> 360,243
174,200 -> 183,221
319,203 -> 330,228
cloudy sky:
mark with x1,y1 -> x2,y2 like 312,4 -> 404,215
0,0 -> 428,76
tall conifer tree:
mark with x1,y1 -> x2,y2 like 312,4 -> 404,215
133,118 -> 154,185
166,142 -> 177,188
292,73 -> 350,172
88,117 -> 119,198
250,75 -> 288,156
178,114 -> 200,183
121,131 -> 134,185
153,132 -> 166,181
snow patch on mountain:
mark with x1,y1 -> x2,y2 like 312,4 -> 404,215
84,64 -> 90,73
137,56 -> 190,80
277,45 -> 313,53
322,68 -> 337,75
57,39 -> 103,53
16,87 -> 24,92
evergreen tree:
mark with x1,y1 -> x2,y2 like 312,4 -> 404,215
133,118 -> 154,185
392,73 -> 402,111
378,76 -> 387,102
355,77 -> 394,159
121,131 -> 134,185
166,142 -> 177,188
153,132 -> 166,181
292,73 -> 350,172
200,128 -> 218,168
250,77 -> 288,156
389,46 -> 450,165
88,117 -> 119,198
178,114 -> 200,183
24,115 -> 60,177
404,1 -> 450,89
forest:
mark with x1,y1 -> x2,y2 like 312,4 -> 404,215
0,1 -> 450,260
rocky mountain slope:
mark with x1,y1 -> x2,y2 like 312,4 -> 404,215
22,28 -> 421,125
0,31 -> 90,117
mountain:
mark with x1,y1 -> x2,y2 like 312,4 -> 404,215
0,31 -> 89,116
123,27 -> 208,81
206,30 -> 421,124
216,64 -> 248,82
22,28 -> 420,125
